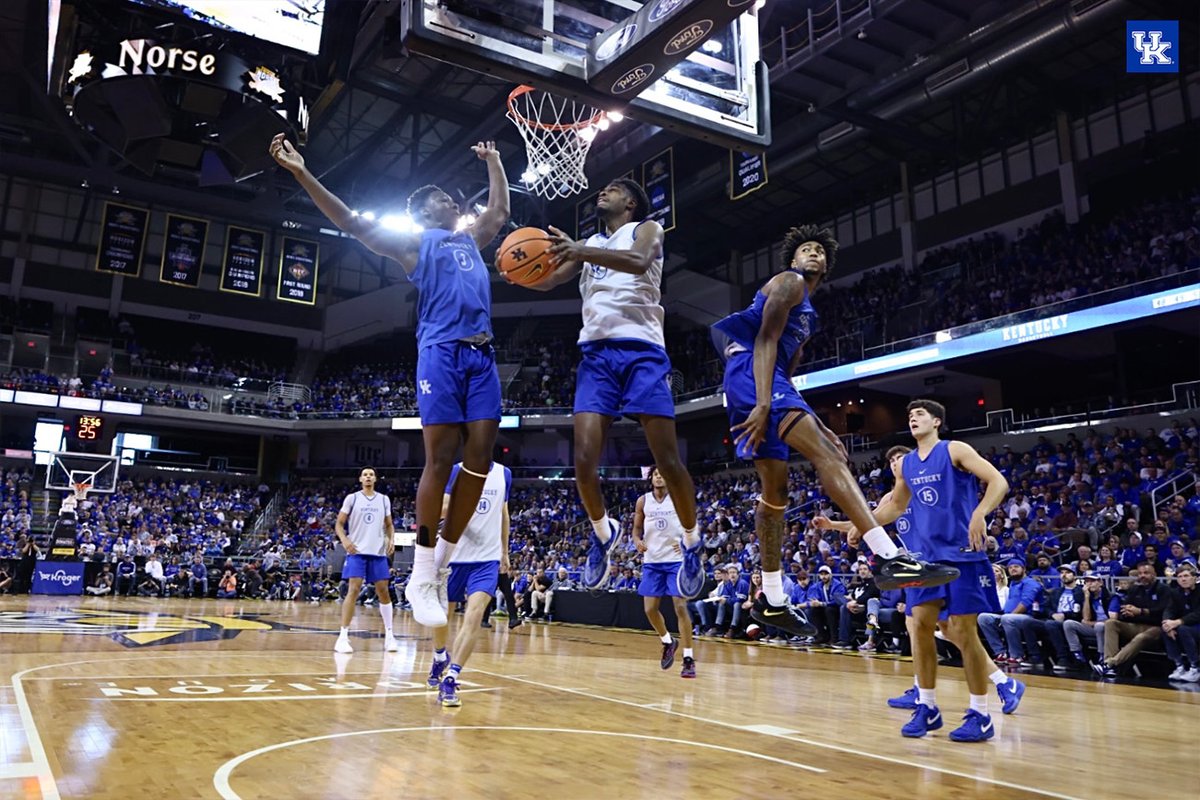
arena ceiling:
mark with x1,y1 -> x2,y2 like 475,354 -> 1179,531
0,0 -> 1193,274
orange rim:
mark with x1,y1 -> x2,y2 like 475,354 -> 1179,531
507,85 -> 605,133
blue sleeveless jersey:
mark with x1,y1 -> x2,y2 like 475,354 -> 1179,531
408,229 -> 492,350
901,440 -> 986,563
712,276 -> 818,371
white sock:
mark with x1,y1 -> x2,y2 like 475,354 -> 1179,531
917,686 -> 937,709
339,626 -> 349,638
591,515 -> 613,543
379,602 -> 394,634
661,633 -> 673,644
412,544 -> 435,582
682,526 -> 700,549
433,647 -> 448,663
969,694 -> 988,715
989,670 -> 1007,686
762,570 -> 786,606
433,538 -> 457,572
862,527 -> 900,559
683,648 -> 693,659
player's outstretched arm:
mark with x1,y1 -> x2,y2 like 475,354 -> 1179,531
731,271 -> 807,455
549,219 -> 662,277
270,134 -> 421,272
949,441 -> 1010,551
469,141 -> 511,249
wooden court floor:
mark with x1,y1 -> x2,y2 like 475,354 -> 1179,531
1,595 -> 1197,800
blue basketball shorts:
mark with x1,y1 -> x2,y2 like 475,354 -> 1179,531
722,350 -> 815,461
446,560 -> 500,603
416,341 -> 502,425
574,339 -> 675,419
905,560 -> 1001,619
342,554 -> 391,583
639,561 -> 684,598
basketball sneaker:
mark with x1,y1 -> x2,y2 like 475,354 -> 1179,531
901,704 -> 942,738
660,637 -> 679,670
334,631 -> 354,654
948,710 -> 994,743
438,675 -> 461,708
676,541 -> 705,599
873,554 -> 960,591
582,518 -> 621,590
680,656 -> 696,679
749,594 -> 817,638
384,634 -> 399,652
887,685 -> 919,709
996,676 -> 1025,715
405,579 -> 448,627
427,656 -> 449,689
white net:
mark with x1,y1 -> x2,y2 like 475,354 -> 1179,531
506,85 -> 607,200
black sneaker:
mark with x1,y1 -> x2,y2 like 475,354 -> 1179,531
661,637 -> 679,670
749,594 -> 817,637
873,554 -> 961,591
508,617 -> 524,630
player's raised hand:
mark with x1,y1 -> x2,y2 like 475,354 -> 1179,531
471,140 -> 500,160
546,225 -> 584,265
269,134 -> 305,174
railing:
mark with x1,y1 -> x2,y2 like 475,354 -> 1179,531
1151,469 -> 1198,521
267,381 -> 311,406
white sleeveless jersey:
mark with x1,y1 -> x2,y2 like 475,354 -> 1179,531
641,491 -> 684,564
447,462 -> 510,564
578,221 -> 665,347
339,491 -> 392,557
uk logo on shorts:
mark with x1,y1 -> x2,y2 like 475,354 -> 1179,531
1126,21 -> 1178,73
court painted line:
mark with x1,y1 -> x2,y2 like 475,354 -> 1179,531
107,688 -> 499,702
472,669 -> 1085,800
0,763 -> 41,779
213,725 -> 825,798
742,723 -> 801,736
23,669 -> 409,681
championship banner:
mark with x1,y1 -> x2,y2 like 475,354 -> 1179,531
576,189 -> 601,240
159,214 -> 208,287
730,150 -> 768,200
95,201 -> 148,276
641,147 -> 675,232
276,236 -> 319,305
220,226 -> 267,297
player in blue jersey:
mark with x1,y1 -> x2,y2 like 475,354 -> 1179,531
852,401 -> 1016,742
818,445 -> 1025,718
711,225 -> 959,638
271,134 -> 510,629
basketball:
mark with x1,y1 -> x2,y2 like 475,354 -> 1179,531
497,227 -> 555,287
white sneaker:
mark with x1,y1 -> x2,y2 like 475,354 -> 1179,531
436,568 -> 451,615
405,579 -> 448,627
334,634 -> 354,654
1168,664 -> 1188,681
1183,667 -> 1200,683
384,634 -> 399,652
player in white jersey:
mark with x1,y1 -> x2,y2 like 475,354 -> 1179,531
333,467 -> 396,654
427,461 -> 511,707
633,467 -> 696,678
536,180 -> 703,594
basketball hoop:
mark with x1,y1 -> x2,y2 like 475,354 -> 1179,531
506,85 -> 614,200
73,481 -> 92,502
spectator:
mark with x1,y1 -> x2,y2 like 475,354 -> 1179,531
807,565 -> 845,646
1028,554 -> 1060,589
834,561 -> 878,648
85,565 -> 114,596
1162,563 -> 1200,682
216,569 -> 238,599
716,565 -> 747,636
115,555 -> 137,596
978,558 -> 1044,664
546,567 -> 576,620
189,555 -> 209,598
0,564 -> 10,594
1042,564 -> 1085,671
528,570 -> 552,620
860,588 -> 905,653
1094,561 -> 1169,677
